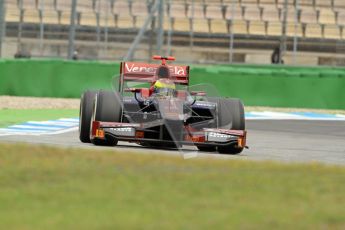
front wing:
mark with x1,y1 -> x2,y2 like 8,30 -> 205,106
91,120 -> 247,149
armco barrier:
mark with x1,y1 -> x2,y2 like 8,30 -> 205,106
191,65 -> 345,110
1,59 -> 345,109
0,59 -> 117,98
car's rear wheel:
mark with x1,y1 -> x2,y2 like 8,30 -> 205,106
79,90 -> 97,143
91,90 -> 122,146
217,98 -> 245,154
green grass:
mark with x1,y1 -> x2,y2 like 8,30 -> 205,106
0,144 -> 344,229
0,109 -> 78,127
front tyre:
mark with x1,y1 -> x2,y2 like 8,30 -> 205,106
79,90 -> 97,143
91,90 -> 122,146
218,145 -> 244,154
217,98 -> 245,154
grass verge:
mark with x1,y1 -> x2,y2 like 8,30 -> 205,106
0,143 -> 344,229
0,109 -> 78,127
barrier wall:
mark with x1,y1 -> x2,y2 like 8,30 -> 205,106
1,59 -> 345,109
0,59 -> 117,98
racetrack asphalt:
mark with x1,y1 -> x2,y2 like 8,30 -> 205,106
1,120 -> 344,165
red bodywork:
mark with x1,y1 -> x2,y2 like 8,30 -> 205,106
120,61 -> 189,85
91,56 -> 247,150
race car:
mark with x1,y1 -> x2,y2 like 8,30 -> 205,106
79,56 -> 247,154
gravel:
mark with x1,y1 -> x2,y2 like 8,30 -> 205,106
1,96 -> 344,114
0,96 -> 80,109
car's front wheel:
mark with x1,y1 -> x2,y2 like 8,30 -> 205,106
79,90 -> 97,143
90,90 -> 122,146
217,98 -> 245,155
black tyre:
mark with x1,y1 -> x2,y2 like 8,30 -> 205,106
196,146 -> 216,152
217,98 -> 245,130
91,90 -> 122,146
218,145 -> 244,154
217,98 -> 245,154
79,90 -> 97,143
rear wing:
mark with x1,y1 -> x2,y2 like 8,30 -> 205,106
120,62 -> 189,86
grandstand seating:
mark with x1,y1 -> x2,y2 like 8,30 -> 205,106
244,6 -> 261,21
300,8 -> 318,24
230,20 -> 248,34
225,5 -> 243,20
334,0 -> 345,8
23,9 -> 40,23
42,10 -> 59,24
276,0 -> 292,8
282,7 -> 299,23
116,15 -> 134,29
113,0 -> 130,16
56,0 -> 71,12
99,15 -> 116,28
205,5 -> 223,19
192,18 -> 209,33
173,18 -> 190,32
267,22 -> 282,36
58,11 -> 79,25
3,0 -> 344,43
305,23 -> 323,38
262,6 -> 280,22
38,0 -> 56,11
286,23 -> 303,37
240,0 -> 257,7
168,3 -> 186,18
187,4 -> 205,19
77,1 -> 92,13
80,12 -> 97,27
249,21 -> 266,35
319,8 -> 335,24
210,19 -> 228,33
323,24 -> 341,39
20,0 -> 37,10
315,0 -> 333,9
259,0 -> 276,8
131,1 -> 149,17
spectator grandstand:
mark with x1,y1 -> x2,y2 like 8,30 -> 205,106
1,0 -> 345,65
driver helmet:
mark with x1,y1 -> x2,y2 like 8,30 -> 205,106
153,79 -> 176,96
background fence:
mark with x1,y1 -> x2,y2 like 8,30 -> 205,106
0,0 -> 345,66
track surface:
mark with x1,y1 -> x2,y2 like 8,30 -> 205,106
1,120 -> 344,165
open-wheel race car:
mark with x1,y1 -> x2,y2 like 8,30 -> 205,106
79,56 -> 247,154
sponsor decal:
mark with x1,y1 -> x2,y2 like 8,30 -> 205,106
124,63 -> 186,76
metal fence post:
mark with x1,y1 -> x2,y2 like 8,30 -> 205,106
156,0 -> 164,55
279,0 -> 288,64
0,0 -> 5,57
166,0 -> 172,56
229,0 -> 236,64
190,0 -> 194,48
293,0 -> 299,65
124,0 -> 159,61
39,0 -> 45,56
68,0 -> 78,59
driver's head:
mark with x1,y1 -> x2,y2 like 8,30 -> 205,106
156,66 -> 170,79
153,79 -> 176,96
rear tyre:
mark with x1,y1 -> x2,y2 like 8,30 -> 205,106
79,90 -> 97,143
217,98 -> 245,154
91,90 -> 122,146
